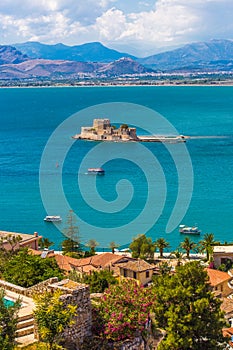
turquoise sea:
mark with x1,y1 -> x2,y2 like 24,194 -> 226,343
0,86 -> 233,250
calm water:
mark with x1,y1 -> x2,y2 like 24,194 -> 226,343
3,297 -> 15,308
0,86 -> 233,250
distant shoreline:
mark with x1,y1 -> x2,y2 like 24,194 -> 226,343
1,81 -> 233,88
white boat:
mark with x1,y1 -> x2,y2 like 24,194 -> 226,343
88,167 -> 105,175
179,224 -> 201,235
44,215 -> 62,222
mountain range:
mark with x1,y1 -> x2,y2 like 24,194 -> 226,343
14,41 -> 136,63
0,39 -> 233,81
139,39 -> 233,71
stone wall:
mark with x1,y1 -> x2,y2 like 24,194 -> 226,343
0,279 -> 26,295
0,277 -> 58,297
114,337 -> 145,350
25,277 -> 59,297
48,279 -> 92,345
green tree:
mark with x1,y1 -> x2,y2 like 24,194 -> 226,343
180,237 -> 196,258
129,234 -> 156,260
86,239 -> 99,255
0,289 -> 21,350
0,234 -> 22,252
199,233 -> 217,261
120,124 -> 128,129
157,261 -> 172,276
62,210 -> 82,254
156,238 -> 170,258
170,249 -> 184,266
69,270 -> 118,293
34,290 -> 77,350
153,261 -> 227,350
3,250 -> 63,287
39,237 -> 54,250
109,241 -> 119,254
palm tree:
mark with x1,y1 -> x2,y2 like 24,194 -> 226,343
180,237 -> 196,259
171,249 -> 184,266
86,239 -> 99,255
109,241 -> 119,254
199,233 -> 217,261
39,237 -> 54,250
156,238 -> 170,258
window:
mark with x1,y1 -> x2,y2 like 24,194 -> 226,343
146,271 -> 150,278
123,269 -> 127,277
133,271 -> 137,279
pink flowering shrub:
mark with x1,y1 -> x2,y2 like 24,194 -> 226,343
96,279 -> 155,341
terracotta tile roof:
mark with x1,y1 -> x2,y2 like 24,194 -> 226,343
117,258 -> 154,272
55,254 -> 83,272
70,256 -> 92,267
29,249 -> 55,258
55,252 -> 124,273
91,253 -> 124,267
0,230 -> 42,243
71,253 -> 123,268
206,268 -> 231,286
223,327 -> 233,338
74,265 -> 98,274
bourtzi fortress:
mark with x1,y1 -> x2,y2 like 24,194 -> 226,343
73,118 -> 138,141
73,118 -> 187,143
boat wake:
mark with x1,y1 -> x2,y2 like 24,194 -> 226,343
189,135 -> 230,139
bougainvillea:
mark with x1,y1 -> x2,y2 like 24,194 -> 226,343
96,279 -> 156,341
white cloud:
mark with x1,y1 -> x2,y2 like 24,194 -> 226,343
93,0 -> 233,55
0,0 -> 233,55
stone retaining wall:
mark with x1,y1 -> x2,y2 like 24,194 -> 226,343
25,277 -> 59,297
114,337 -> 145,350
0,277 -> 58,297
47,279 -> 92,345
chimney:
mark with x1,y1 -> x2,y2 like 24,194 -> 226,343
34,232 -> 38,237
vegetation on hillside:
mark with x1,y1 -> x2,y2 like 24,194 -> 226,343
153,261 -> 227,349
2,249 -> 63,288
69,269 -> 118,293
34,290 -> 77,350
0,289 -> 21,350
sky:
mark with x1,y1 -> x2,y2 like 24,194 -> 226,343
0,0 -> 233,57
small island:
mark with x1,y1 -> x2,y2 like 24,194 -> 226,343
72,118 -> 187,142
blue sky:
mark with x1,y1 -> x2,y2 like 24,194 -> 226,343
0,0 -> 233,56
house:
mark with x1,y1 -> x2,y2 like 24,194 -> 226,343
55,252 -> 155,286
0,230 -> 41,251
117,258 -> 154,286
213,245 -> 233,269
206,268 -> 233,297
55,252 -> 124,274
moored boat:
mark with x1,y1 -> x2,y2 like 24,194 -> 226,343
44,215 -> 62,222
179,224 -> 201,235
88,168 -> 105,175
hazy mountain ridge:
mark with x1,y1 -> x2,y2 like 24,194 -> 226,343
0,57 -> 151,79
13,41 -> 136,63
139,39 -> 233,71
1,39 -> 233,81
0,45 -> 29,65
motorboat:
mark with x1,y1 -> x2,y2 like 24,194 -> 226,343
179,224 -> 201,235
44,215 -> 62,222
88,168 -> 105,175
